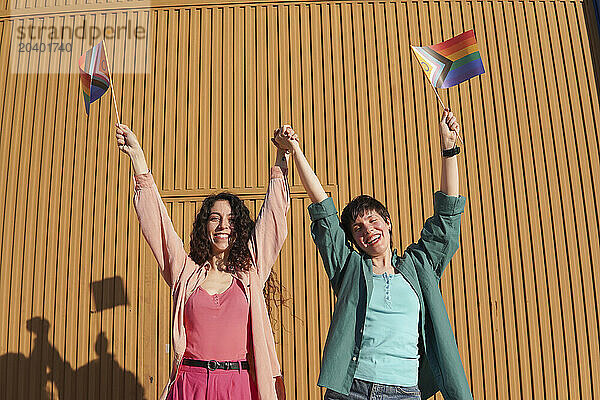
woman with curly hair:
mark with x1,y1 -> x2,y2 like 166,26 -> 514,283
115,123 -> 292,400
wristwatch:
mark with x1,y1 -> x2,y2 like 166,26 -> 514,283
442,145 -> 460,158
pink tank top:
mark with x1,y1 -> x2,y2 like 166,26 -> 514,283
183,278 -> 250,361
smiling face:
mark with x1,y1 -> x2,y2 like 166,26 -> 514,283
350,210 -> 392,257
206,200 -> 235,256
341,195 -> 394,257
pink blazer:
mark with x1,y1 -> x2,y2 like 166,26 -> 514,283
133,166 -> 290,400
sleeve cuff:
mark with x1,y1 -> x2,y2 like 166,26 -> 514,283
133,171 -> 154,189
433,191 -> 466,216
308,197 -> 338,221
270,165 -> 288,179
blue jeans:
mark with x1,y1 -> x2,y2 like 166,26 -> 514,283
324,379 -> 421,400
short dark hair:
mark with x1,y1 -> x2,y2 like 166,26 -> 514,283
340,195 -> 393,248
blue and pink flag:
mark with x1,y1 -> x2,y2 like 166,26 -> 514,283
411,30 -> 485,89
78,41 -> 111,114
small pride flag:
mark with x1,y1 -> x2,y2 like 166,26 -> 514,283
78,41 -> 111,115
411,30 -> 484,89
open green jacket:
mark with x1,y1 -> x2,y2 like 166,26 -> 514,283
308,192 -> 473,400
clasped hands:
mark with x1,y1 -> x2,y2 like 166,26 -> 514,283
271,125 -> 299,153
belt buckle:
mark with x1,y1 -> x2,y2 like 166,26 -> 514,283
207,360 -> 218,371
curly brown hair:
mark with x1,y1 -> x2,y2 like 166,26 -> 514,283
190,193 -> 254,272
189,192 -> 283,315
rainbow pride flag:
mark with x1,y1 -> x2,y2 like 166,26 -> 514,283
411,30 -> 484,89
78,42 -> 111,114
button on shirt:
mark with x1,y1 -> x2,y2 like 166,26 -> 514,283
354,272 -> 420,386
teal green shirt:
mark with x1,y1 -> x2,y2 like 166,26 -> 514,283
354,272 -> 420,386
308,192 -> 473,400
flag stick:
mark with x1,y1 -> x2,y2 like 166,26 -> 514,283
432,85 -> 464,146
102,40 -> 120,125
432,85 -> 446,109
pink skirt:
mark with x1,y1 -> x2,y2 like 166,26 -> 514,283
166,364 -> 259,400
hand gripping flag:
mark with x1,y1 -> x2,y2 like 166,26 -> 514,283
411,29 -> 484,89
78,42 -> 111,114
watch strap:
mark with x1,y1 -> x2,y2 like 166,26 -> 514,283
442,145 -> 460,158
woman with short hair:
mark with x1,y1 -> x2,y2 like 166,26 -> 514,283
279,109 -> 473,400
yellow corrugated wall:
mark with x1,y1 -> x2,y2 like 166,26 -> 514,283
1,1 -> 599,399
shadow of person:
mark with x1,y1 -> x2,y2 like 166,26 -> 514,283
0,317 -> 74,400
0,347 -> 28,400
75,332 -> 146,400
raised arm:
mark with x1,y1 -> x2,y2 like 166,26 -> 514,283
250,132 -> 292,286
406,110 -> 465,279
439,109 -> 460,196
277,125 -> 327,204
274,126 -> 355,289
116,124 -> 187,287
116,123 -> 150,175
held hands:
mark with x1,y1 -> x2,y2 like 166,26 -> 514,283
115,123 -> 142,157
271,124 -> 299,154
439,109 -> 460,151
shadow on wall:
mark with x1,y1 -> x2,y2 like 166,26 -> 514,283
0,317 -> 146,400
583,0 -> 600,100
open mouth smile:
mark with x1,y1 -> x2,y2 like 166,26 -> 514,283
365,234 -> 382,246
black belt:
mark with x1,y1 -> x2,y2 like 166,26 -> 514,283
182,359 -> 250,371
